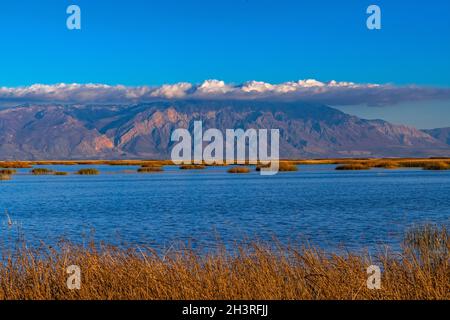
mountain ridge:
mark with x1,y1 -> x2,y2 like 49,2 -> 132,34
0,100 -> 449,160
422,127 -> 450,146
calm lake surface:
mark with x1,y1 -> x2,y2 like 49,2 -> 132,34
1,165 -> 449,252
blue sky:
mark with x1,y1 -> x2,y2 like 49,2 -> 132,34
0,0 -> 449,128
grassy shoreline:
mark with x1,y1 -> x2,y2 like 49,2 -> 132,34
1,158 -> 449,166
1,158 -> 449,175
0,225 -> 448,300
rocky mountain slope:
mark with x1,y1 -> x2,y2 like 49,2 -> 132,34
422,127 -> 450,146
0,100 -> 448,159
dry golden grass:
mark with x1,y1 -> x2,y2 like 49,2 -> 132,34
0,169 -> 16,175
336,164 -> 371,171
2,158 -> 450,166
54,172 -> 69,176
18,160 -> 175,166
106,160 -> 174,166
179,164 -> 206,170
291,158 -> 450,169
370,161 -> 401,169
422,162 -> 449,171
2,158 -> 450,173
137,166 -> 164,173
140,163 -> 163,168
278,162 -> 298,172
31,168 -> 54,175
227,166 -> 251,174
0,225 -> 447,300
30,161 -> 77,166
76,168 -> 100,175
0,161 -> 33,168
0,174 -> 11,181
256,161 -> 298,172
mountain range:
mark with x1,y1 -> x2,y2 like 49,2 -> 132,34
0,100 -> 449,160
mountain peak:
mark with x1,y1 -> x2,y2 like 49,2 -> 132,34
0,101 -> 448,160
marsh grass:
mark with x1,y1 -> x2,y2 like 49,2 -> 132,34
137,166 -> 164,173
422,162 -> 449,170
335,164 -> 371,171
107,160 -> 173,166
227,166 -> 251,174
30,161 -> 77,166
278,162 -> 298,172
0,161 -> 32,168
54,172 -> 69,176
140,164 -> 163,168
76,168 -> 100,175
404,225 -> 448,260
0,174 -> 11,181
31,168 -> 54,175
256,161 -> 298,172
371,161 -> 400,169
0,225 -> 447,300
0,169 -> 16,175
179,165 -> 206,170
3,158 -> 450,171
291,158 -> 450,170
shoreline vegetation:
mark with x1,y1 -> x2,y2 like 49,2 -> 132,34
227,166 -> 251,174
0,225 -> 447,300
0,158 -> 449,168
0,158 -> 449,180
76,168 -> 100,175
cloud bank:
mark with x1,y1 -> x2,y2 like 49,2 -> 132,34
1,80 -> 449,106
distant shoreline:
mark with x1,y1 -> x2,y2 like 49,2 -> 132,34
1,157 -> 450,165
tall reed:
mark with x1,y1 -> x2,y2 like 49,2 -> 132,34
0,225 -> 447,300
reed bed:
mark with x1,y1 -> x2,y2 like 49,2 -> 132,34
422,162 -> 449,170
227,166 -> 251,174
256,161 -> 299,172
9,160 -> 175,167
140,164 -> 163,168
30,161 -> 78,166
2,158 -> 450,168
137,166 -> 164,173
370,161 -> 401,169
0,169 -> 16,175
76,168 -> 100,175
179,164 -> 206,170
335,164 -> 371,171
31,168 -> 54,175
0,174 -> 11,181
278,162 -> 298,172
291,158 -> 450,168
0,161 -> 33,168
0,225 -> 447,300
54,172 -> 69,176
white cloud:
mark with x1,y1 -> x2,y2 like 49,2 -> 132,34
196,80 -> 234,95
241,81 -> 275,93
0,80 -> 449,106
150,82 -> 192,99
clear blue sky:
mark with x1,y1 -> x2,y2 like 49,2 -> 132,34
0,0 -> 449,128
0,0 -> 449,86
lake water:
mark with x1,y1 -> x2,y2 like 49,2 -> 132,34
1,165 -> 449,252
